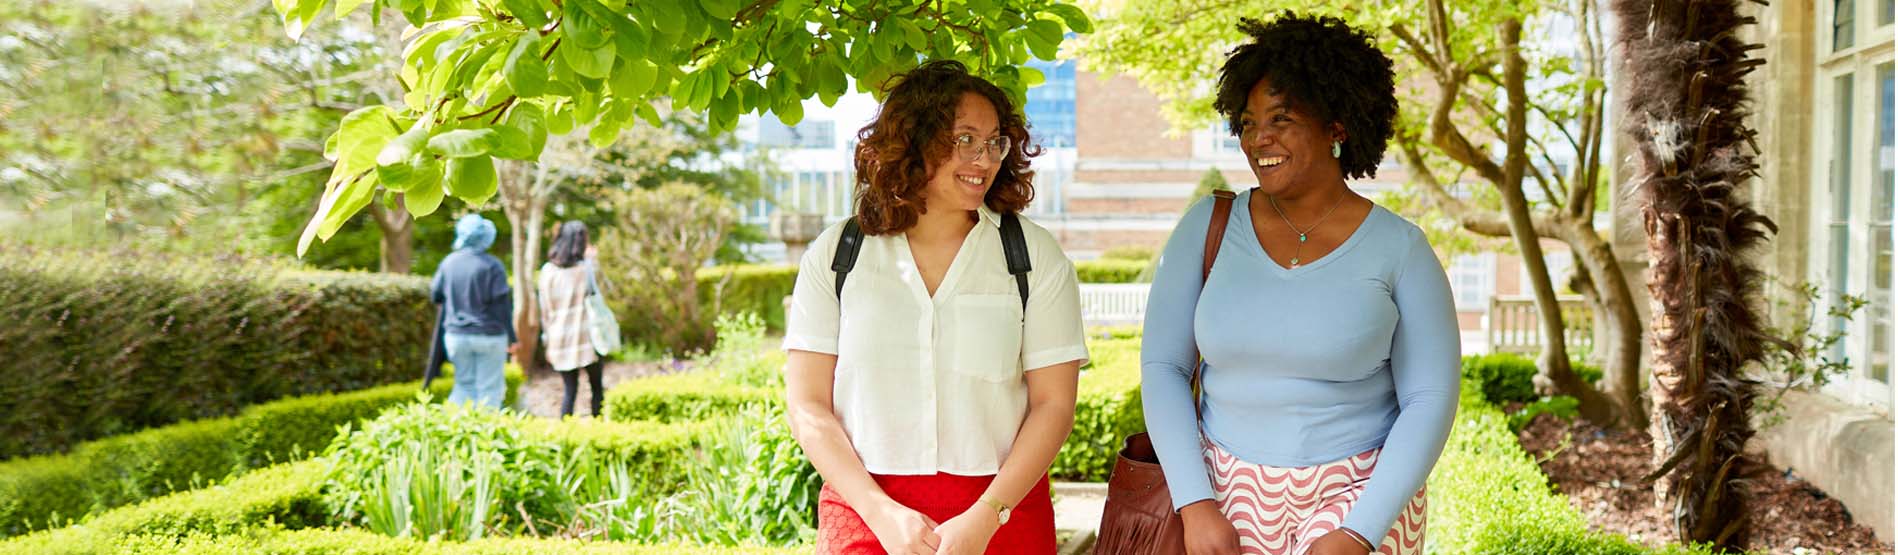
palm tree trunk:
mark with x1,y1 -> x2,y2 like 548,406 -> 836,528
1614,0 -> 1776,549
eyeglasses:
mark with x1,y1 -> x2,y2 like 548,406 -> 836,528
953,133 -> 1011,162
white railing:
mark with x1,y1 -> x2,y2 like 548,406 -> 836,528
1079,283 -> 1150,326
1487,295 -> 1593,356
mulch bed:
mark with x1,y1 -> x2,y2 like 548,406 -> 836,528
1516,412 -> 1891,554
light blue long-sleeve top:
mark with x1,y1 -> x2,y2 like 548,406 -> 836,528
1140,189 -> 1462,541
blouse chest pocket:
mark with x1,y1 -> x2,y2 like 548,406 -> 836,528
947,294 -> 1024,382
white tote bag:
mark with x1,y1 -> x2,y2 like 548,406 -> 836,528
584,267 -> 622,356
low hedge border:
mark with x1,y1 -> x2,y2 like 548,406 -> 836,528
0,244 -> 440,460
1051,329 -> 1145,481
0,369 -> 522,537
0,459 -> 330,555
599,328 -> 1147,481
1432,384 -> 1711,554
9,526 -> 808,555
602,370 -> 776,424
1,411 -> 716,554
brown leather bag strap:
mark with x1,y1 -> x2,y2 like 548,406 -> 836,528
1191,190 -> 1238,424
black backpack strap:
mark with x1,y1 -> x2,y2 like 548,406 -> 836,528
999,212 -> 1031,311
830,217 -> 864,299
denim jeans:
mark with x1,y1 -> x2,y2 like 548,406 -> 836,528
444,333 -> 509,410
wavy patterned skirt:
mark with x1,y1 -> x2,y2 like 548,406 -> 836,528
1201,439 -> 1426,555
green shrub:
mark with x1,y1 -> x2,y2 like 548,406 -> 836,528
586,405 -> 819,545
0,370 -> 520,537
603,370 -> 776,424
1052,332 -> 1146,481
1428,388 -> 1712,555
6,526 -> 809,555
1462,353 -> 1541,405
1099,246 -> 1156,262
606,264 -> 798,354
1505,395 -> 1581,433
323,402 -> 558,540
1074,259 -> 1148,283
0,459 -> 328,555
0,244 -> 436,460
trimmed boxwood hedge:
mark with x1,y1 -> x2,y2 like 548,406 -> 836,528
1431,384 -> 1712,554
1050,328 -> 1146,481
0,369 -> 522,537
1073,259 -> 1148,284
4,526 -> 809,555
603,260 -> 1147,350
601,328 -> 1147,481
0,409 -> 715,554
603,370 -> 777,424
0,245 -> 438,460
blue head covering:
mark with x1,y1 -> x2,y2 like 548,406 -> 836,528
453,214 -> 496,251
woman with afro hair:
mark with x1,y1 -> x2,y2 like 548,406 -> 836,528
1138,14 -> 1460,555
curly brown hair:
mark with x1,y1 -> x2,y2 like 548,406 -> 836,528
853,60 -> 1040,235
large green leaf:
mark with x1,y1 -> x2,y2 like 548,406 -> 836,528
610,58 -> 657,99
505,103 -> 548,160
491,123 -> 536,160
427,128 -> 498,158
1046,4 -> 1093,34
699,0 -> 739,20
445,155 -> 499,205
562,0 -> 612,50
504,33 -> 548,98
561,42 -> 615,79
405,179 -> 447,218
502,0 -> 548,29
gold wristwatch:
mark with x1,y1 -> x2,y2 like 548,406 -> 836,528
976,496 -> 1011,525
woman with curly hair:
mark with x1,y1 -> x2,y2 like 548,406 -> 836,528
781,59 -> 1089,555
1139,14 -> 1460,555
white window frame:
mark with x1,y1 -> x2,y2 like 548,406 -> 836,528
1809,9 -> 1896,409
1450,252 -> 1498,311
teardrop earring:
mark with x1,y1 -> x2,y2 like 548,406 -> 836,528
1330,140 -> 1342,158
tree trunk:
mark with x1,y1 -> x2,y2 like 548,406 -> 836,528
1558,220 -> 1649,429
499,161 -> 548,377
1615,0 -> 1775,548
369,197 -> 414,274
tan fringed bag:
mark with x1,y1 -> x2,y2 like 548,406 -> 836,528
1094,190 -> 1236,554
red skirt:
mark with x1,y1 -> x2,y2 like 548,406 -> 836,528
817,473 -> 1057,555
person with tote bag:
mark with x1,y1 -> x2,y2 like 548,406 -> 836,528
1101,14 -> 1461,555
537,221 -> 615,418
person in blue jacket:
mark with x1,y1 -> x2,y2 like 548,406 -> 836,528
430,213 -> 517,410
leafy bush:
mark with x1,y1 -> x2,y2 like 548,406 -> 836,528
1074,259 -> 1148,283
1052,332 -> 1146,481
603,370 -> 777,424
597,184 -> 737,356
322,402 -> 557,540
0,459 -> 329,555
6,526 -> 808,555
0,244 -> 436,460
1428,388 -> 1712,555
1505,395 -> 1581,432
0,370 -> 520,538
606,265 -> 798,356
1099,246 -> 1156,262
573,405 -> 819,545
1461,353 -> 1541,405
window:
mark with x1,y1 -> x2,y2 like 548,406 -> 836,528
1881,0 -> 1893,27
760,119 -> 835,149
1870,63 -> 1894,382
1449,253 -> 1497,310
1834,0 -> 1856,51
1831,73 -> 1856,361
